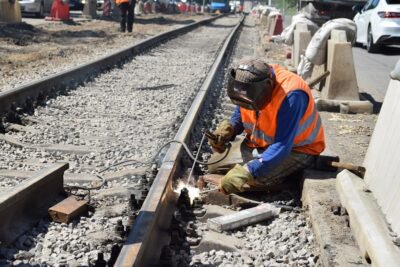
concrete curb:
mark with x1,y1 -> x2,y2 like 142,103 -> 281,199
302,170 -> 366,266
336,170 -> 400,266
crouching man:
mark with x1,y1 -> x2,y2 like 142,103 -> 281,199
208,57 -> 325,194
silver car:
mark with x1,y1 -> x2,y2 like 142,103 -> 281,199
19,0 -> 53,17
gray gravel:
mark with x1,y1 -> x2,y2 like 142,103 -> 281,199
0,15 -> 240,266
191,212 -> 316,267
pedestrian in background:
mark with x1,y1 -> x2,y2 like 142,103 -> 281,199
116,0 -> 135,32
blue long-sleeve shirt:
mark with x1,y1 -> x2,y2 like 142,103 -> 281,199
230,90 -> 309,178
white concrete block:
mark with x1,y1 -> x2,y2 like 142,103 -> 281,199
0,0 -> 21,23
322,32 -> 359,101
207,204 -> 279,232
336,170 -> 400,267
363,78 -> 400,237
292,24 -> 311,68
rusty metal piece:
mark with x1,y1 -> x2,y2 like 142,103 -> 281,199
196,176 -> 206,189
308,70 -> 330,89
48,195 -> 87,223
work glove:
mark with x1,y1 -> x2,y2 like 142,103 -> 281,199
219,164 -> 254,194
208,120 -> 234,153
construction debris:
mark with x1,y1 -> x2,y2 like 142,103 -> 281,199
48,196 -> 88,223
207,203 -> 280,232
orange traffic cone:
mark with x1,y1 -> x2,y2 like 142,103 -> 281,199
45,0 -> 71,21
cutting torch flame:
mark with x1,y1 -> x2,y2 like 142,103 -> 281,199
174,180 -> 200,204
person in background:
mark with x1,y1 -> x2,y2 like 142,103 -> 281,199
116,0 -> 135,32
208,57 -> 325,194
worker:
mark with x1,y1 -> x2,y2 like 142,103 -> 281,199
116,0 -> 135,32
208,57 -> 325,194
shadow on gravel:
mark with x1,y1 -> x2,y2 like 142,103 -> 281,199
207,23 -> 236,28
360,92 -> 382,114
0,22 -> 109,46
134,16 -> 195,25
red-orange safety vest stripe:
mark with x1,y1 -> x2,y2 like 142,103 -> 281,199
240,64 -> 325,155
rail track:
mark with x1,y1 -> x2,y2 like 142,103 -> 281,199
0,14 -> 321,267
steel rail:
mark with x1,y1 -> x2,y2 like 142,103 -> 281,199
115,15 -> 245,267
0,15 -> 223,125
0,163 -> 68,245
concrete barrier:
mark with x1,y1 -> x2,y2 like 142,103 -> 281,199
336,72 -> 400,266
0,0 -> 22,23
264,12 -> 282,37
83,0 -> 97,18
316,30 -> 373,114
363,76 -> 400,235
291,23 -> 311,69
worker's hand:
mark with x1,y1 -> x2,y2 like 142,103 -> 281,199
219,164 -> 254,194
208,120 -> 234,153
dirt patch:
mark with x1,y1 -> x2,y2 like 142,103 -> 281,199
0,14 -> 207,91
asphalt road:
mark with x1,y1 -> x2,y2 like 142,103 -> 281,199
353,45 -> 400,103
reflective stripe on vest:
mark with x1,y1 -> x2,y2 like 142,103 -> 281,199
294,113 -> 322,147
243,122 -> 274,144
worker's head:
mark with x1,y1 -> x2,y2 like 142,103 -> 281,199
227,58 -> 275,111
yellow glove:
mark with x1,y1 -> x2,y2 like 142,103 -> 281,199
208,120 -> 234,153
219,164 -> 254,194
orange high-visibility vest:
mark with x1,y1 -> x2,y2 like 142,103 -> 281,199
115,0 -> 129,5
240,64 -> 325,155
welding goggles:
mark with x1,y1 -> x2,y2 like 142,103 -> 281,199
227,65 -> 275,111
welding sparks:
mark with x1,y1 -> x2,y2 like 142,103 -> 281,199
174,180 -> 200,204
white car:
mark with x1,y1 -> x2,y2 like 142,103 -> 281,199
353,0 -> 400,52
19,0 -> 53,17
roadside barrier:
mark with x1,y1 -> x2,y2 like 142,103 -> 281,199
83,0 -> 97,18
45,0 -> 71,21
265,12 -> 283,37
135,0 -> 144,15
0,0 -> 22,23
291,23 -> 311,69
177,2 -> 186,13
315,30 -> 373,114
336,60 -> 400,266
143,1 -> 151,13
102,0 -> 111,16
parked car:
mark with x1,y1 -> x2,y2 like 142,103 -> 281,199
353,0 -> 400,52
210,0 -> 230,13
19,0 -> 53,17
298,0 -> 366,26
69,0 -> 84,10
80,0 -> 103,10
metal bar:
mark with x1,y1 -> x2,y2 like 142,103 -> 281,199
115,15 -> 245,267
0,163 -> 68,245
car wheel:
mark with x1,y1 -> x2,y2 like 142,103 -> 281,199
35,2 -> 44,18
367,25 -> 379,53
